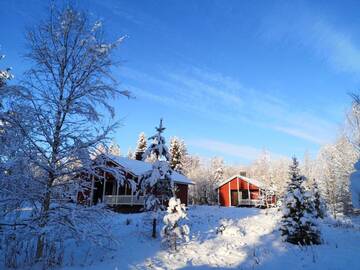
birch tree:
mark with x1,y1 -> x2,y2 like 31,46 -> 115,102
314,136 -> 357,217
0,5 -> 129,267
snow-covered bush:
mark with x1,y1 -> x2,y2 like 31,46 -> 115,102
280,157 -> 321,245
162,197 -> 190,250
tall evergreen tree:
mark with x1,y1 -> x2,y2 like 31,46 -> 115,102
169,137 -> 187,173
280,157 -> 321,245
134,132 -> 147,160
109,140 -> 121,156
139,119 -> 173,238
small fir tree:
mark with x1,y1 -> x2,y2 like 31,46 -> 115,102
280,157 -> 321,245
139,119 -> 174,238
162,197 -> 190,250
134,132 -> 147,160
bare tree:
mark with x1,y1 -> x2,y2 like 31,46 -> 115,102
314,137 -> 358,217
0,5 -> 128,267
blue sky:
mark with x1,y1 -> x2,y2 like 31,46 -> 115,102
0,0 -> 358,164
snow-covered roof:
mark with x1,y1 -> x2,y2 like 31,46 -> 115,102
105,154 -> 194,185
217,174 -> 267,190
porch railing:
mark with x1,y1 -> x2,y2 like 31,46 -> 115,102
104,195 -> 145,206
237,199 -> 276,207
237,199 -> 264,207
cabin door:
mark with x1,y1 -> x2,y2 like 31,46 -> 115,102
231,190 -> 239,206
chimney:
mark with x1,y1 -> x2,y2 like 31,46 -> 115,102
239,171 -> 247,177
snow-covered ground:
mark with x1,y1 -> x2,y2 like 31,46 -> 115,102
58,206 -> 360,270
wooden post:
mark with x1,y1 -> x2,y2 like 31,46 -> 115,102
90,174 -> 95,206
116,181 -> 119,205
228,182 -> 231,207
152,218 -> 157,238
237,177 -> 240,206
247,182 -> 250,206
102,171 -> 106,203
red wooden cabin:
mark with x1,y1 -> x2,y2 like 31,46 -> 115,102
80,154 -> 194,210
216,175 -> 276,208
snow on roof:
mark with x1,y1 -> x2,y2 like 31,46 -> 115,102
106,154 -> 194,185
217,174 -> 267,190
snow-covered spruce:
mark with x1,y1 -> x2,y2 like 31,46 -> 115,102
169,137 -> 187,174
139,119 -> 174,238
161,197 -> 190,250
134,132 -> 147,160
109,140 -> 121,156
280,157 -> 321,245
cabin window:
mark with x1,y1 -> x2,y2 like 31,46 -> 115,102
242,191 -> 249,200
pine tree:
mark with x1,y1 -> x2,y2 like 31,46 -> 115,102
109,140 -> 121,156
134,132 -> 147,160
127,148 -> 134,159
139,119 -> 174,238
161,197 -> 190,250
169,137 -> 187,174
280,157 -> 321,245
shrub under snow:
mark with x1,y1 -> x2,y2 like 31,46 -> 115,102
162,197 -> 190,251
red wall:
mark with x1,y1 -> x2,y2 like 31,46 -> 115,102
218,177 -> 261,207
175,183 -> 189,206
219,182 -> 230,207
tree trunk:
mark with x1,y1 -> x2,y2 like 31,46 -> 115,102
35,111 -> 62,260
35,174 -> 53,260
152,218 -> 157,238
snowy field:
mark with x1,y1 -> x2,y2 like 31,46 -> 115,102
55,206 -> 360,270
